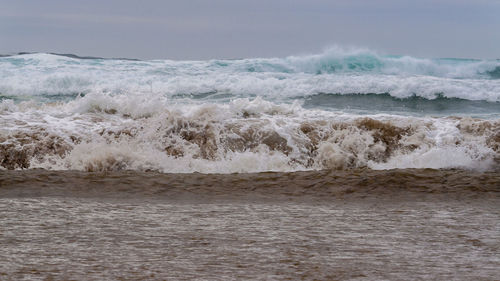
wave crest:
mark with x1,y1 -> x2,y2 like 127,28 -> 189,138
1,48 -> 500,103
284,47 -> 500,78
2,97 -> 498,173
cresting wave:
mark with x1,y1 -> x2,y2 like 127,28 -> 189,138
1,47 -> 500,103
1,95 -> 499,173
1,48 -> 499,173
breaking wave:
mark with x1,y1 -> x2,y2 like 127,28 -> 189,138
1,47 -> 499,173
1,47 -> 499,103
1,95 -> 498,173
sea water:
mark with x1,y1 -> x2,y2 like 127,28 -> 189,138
0,47 -> 499,173
1,48 -> 499,280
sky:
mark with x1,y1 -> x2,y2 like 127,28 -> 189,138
0,0 -> 499,60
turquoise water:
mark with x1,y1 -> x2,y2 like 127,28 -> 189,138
1,49 -> 499,116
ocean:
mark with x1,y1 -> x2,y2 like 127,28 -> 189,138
1,48 -> 499,279
1,48 -> 499,173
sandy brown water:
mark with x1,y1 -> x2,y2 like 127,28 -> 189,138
0,169 -> 499,280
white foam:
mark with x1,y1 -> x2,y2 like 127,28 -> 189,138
0,95 -> 494,173
1,50 -> 499,102
370,146 -> 495,171
31,140 -> 302,174
0,99 -> 17,113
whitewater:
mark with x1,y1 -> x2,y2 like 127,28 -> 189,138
1,48 -> 499,173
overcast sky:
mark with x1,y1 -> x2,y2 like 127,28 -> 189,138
0,0 -> 499,60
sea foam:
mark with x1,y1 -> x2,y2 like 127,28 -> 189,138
1,48 -> 499,102
1,95 -> 498,173
1,49 -> 499,173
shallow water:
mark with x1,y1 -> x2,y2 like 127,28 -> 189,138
1,169 -> 499,280
1,198 -> 499,280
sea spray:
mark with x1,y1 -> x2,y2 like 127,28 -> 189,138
1,48 -> 499,173
1,95 -> 498,172
1,48 -> 500,102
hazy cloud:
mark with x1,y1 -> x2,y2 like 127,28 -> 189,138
0,0 -> 498,59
